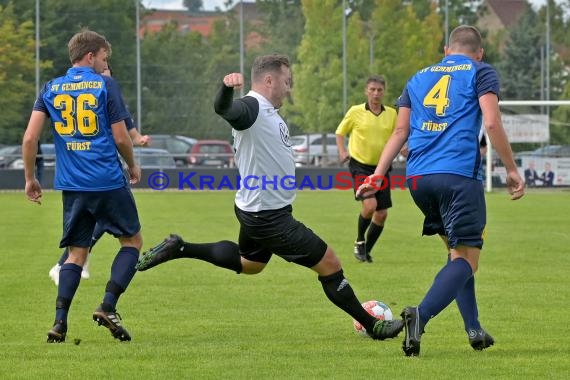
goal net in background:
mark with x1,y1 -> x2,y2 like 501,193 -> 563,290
485,100 -> 570,192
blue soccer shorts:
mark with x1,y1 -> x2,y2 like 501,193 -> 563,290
60,187 -> 141,248
408,173 -> 486,249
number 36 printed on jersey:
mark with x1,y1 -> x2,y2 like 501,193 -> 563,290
54,93 -> 99,136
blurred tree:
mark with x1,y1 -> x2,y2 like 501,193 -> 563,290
36,0 -> 138,109
199,9 -> 252,140
497,5 -> 542,101
254,0 -> 304,61
348,0 -> 376,21
536,0 -> 569,99
288,0 -> 368,134
0,0 -> 34,21
433,0 -> 480,27
183,0 -> 203,12
539,0 -> 570,145
370,0 -> 442,106
551,82 -> 570,145
1,0 -> 567,147
497,1 -> 569,147
0,3 -> 41,143
344,0 -> 377,107
139,23 -> 214,138
539,0 -> 568,63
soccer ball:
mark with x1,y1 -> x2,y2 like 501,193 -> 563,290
353,300 -> 393,336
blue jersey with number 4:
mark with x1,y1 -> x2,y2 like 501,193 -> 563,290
398,54 -> 500,180
34,67 -> 131,191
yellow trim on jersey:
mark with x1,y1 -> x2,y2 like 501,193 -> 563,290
335,103 -> 397,165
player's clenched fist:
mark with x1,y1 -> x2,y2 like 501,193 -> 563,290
223,73 -> 244,90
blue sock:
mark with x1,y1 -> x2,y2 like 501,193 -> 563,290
55,263 -> 82,321
102,247 -> 139,309
418,257 -> 473,325
456,275 -> 481,331
447,255 -> 481,331
58,248 -> 69,266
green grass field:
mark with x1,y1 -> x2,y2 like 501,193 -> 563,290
1,189 -> 569,379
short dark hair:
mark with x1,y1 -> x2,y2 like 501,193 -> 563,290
251,54 -> 290,82
448,25 -> 482,53
68,29 -> 111,64
366,75 -> 386,88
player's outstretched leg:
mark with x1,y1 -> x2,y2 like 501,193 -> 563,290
136,234 -> 184,271
92,305 -> 131,341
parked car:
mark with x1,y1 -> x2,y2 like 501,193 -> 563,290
529,145 -> 570,157
40,143 -> 56,167
0,144 -> 56,169
0,145 -> 22,168
188,139 -> 234,168
148,134 -> 197,166
133,148 -> 177,169
290,133 -> 341,166
514,150 -> 535,158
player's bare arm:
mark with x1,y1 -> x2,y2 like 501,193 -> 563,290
22,110 -> 46,204
128,129 -> 150,147
356,108 -> 410,198
112,120 -> 141,185
479,93 -> 525,200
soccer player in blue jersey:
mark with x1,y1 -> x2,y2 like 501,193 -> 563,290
22,30 -> 143,343
47,66 -> 150,286
357,25 -> 525,356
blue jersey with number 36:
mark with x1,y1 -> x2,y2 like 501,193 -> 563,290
398,54 -> 500,180
34,67 -> 131,191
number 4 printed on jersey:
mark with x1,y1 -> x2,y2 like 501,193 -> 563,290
423,75 -> 451,116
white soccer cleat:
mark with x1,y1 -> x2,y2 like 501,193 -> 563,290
81,255 -> 91,279
49,264 -> 61,286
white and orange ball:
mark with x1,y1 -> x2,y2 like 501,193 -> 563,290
353,300 -> 393,336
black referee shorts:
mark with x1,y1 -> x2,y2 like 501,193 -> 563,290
348,158 -> 392,210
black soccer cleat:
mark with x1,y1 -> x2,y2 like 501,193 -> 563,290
354,241 -> 367,262
93,306 -> 131,341
370,318 -> 404,340
136,234 -> 184,271
468,328 -> 495,351
401,306 -> 425,357
47,320 -> 67,343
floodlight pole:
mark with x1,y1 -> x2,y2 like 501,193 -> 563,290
444,0 -> 449,45
35,0 -> 40,96
545,0 -> 551,143
136,0 -> 142,133
239,0 -> 244,97
342,0 -> 347,113
545,1 -> 550,103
